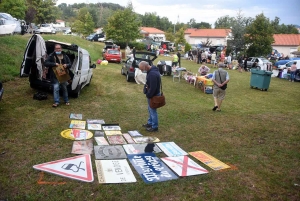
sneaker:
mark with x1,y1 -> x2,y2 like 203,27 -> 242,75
146,127 -> 158,132
142,123 -> 152,128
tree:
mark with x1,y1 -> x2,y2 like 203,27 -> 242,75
71,9 -> 94,36
228,10 -> 247,57
188,18 -> 196,28
0,0 -> 27,19
196,22 -> 211,29
165,28 -> 175,42
174,27 -> 186,46
104,1 -> 141,46
31,0 -> 58,24
245,13 -> 274,56
214,15 -> 235,28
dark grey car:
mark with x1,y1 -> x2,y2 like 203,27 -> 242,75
121,52 -> 157,82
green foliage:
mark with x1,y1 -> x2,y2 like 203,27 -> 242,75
104,6 -> 141,46
175,27 -> 186,46
165,30 -> 175,42
245,13 -> 274,56
214,15 -> 235,28
140,12 -> 173,31
271,16 -> 298,34
71,9 -> 95,36
184,43 -> 191,52
31,0 -> 57,24
0,0 -> 27,19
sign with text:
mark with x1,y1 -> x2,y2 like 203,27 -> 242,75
156,142 -> 188,157
95,159 -> 136,183
94,145 -> 127,160
189,151 -> 230,170
128,153 -> 178,183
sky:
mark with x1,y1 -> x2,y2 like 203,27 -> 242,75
56,0 -> 300,27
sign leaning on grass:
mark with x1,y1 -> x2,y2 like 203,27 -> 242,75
128,153 -> 178,183
156,142 -> 188,157
95,159 -> 137,183
161,155 -> 209,177
189,151 -> 230,170
33,154 -> 94,182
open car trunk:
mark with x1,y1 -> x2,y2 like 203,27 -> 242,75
20,34 -> 95,98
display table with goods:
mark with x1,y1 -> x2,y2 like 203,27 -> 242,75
194,75 -> 213,94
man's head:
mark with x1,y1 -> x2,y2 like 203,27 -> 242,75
201,65 -> 206,68
218,63 -> 225,68
55,44 -> 62,55
139,61 -> 151,71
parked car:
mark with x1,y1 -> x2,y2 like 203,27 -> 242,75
103,49 -> 121,63
246,57 -> 272,71
0,12 -> 21,35
102,40 -> 118,53
282,60 -> 300,70
121,52 -> 157,82
0,81 -> 3,101
86,33 -> 105,41
20,34 -> 96,98
98,36 -> 106,42
38,24 -> 56,34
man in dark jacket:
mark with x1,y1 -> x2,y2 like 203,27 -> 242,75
139,61 -> 161,132
177,51 -> 181,67
44,44 -> 72,107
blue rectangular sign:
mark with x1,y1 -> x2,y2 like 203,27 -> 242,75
128,153 -> 178,183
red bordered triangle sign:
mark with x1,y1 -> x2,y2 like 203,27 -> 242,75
33,154 -> 94,182
161,155 -> 209,176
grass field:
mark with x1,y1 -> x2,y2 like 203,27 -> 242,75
0,34 -> 299,201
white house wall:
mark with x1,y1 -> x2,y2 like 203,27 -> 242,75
189,37 -> 227,46
149,33 -> 165,42
272,45 -> 298,57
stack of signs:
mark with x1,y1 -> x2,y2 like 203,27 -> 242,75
69,113 -> 83,120
33,154 -> 94,182
71,139 -> 94,154
128,130 -> 143,137
128,153 -> 178,183
122,133 -> 135,144
60,129 -> 93,140
156,142 -> 188,157
69,120 -> 86,130
189,151 -> 230,170
123,143 -> 162,154
94,145 -> 127,160
133,136 -> 160,144
87,119 -> 105,130
95,159 -> 136,183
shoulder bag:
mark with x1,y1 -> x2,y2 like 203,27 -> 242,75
218,70 -> 227,90
149,82 -> 166,109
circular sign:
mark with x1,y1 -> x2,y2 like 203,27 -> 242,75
60,129 -> 93,140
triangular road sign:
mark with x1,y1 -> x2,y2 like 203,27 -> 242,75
33,154 -> 94,182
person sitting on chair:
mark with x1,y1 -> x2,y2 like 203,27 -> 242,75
198,65 -> 210,76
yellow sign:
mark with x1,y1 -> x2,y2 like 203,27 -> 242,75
60,129 -> 93,140
189,151 -> 230,170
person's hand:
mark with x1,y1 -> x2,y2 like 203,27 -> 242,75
63,64 -> 67,68
56,63 -> 59,66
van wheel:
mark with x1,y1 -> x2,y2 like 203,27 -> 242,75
126,73 -> 131,82
73,84 -> 82,98
121,68 -> 125,75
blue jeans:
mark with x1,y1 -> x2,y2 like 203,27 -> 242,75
147,97 -> 159,129
290,71 -> 296,81
53,77 -> 68,104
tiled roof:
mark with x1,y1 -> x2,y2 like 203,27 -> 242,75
272,34 -> 300,46
185,29 -> 231,37
56,20 -> 64,22
140,27 -> 164,34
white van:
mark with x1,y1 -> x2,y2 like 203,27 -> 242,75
20,34 -> 96,98
0,13 -> 22,35
38,24 -> 56,34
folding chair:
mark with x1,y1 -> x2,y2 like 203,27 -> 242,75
172,69 -> 181,82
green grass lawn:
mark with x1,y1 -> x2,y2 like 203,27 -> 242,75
0,34 -> 299,201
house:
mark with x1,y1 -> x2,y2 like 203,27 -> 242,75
272,34 -> 300,57
140,27 -> 165,42
184,29 -> 231,46
53,20 -> 65,28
